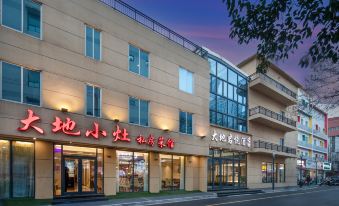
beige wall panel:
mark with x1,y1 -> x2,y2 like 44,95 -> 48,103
35,141 -> 53,199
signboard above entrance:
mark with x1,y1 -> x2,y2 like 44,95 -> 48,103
211,130 -> 251,148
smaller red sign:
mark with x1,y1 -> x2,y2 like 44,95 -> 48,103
52,117 -> 81,136
112,125 -> 130,142
86,122 -> 107,139
18,109 -> 44,134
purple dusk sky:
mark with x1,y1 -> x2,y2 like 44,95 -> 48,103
123,0 -> 313,86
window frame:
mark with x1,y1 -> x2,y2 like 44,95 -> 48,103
128,44 -> 150,78
179,110 -> 193,135
0,61 -> 41,107
178,67 -> 194,94
128,96 -> 150,127
84,24 -> 102,61
0,0 -> 42,40
85,84 -> 102,118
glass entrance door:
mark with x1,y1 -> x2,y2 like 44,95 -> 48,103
63,157 -> 96,195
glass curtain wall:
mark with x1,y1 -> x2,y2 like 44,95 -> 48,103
208,150 -> 247,190
262,162 -> 286,183
117,151 -> 149,192
209,57 -> 248,132
160,154 -> 185,191
0,140 -> 34,199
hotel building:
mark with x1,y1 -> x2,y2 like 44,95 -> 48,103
328,117 -> 339,174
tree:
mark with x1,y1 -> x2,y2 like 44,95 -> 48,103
223,0 -> 339,105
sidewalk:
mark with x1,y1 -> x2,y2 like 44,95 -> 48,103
262,185 -> 319,193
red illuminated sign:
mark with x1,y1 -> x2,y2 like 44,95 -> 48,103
18,109 -> 175,149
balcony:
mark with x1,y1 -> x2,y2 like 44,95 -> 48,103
249,106 -> 297,132
298,141 -> 313,149
253,140 -> 296,157
100,0 -> 207,57
313,129 -> 328,140
297,123 -> 312,134
313,145 -> 328,153
248,73 -> 297,106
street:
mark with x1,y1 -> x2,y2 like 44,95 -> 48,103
160,187 -> 339,206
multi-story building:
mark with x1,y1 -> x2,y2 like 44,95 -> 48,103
295,90 -> 329,183
329,117 -> 339,174
238,55 -> 300,188
0,0 -> 210,199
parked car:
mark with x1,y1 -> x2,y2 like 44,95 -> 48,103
329,176 -> 339,186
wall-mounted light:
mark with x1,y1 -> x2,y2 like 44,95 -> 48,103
33,137 -> 37,140
61,107 -> 68,113
200,135 -> 206,139
113,119 -> 120,123
163,129 -> 170,132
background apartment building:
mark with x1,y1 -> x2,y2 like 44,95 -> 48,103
296,90 -> 329,183
0,0 -> 210,199
329,117 -> 339,175
238,55 -> 301,188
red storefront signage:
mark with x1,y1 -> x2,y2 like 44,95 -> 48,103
18,109 -> 174,149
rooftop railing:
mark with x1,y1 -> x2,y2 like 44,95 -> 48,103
99,0 -> 208,58
253,140 -> 296,155
249,106 -> 297,127
249,72 -> 297,99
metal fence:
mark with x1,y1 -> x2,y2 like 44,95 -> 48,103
254,140 -> 296,155
99,0 -> 207,57
249,106 -> 297,127
249,73 -> 297,99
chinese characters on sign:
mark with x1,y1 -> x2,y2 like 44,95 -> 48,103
211,130 -> 251,148
18,109 -> 175,149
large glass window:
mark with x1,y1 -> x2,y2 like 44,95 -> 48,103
128,45 -> 149,78
117,151 -> 149,192
86,85 -> 101,117
129,97 -> 149,126
209,57 -> 248,132
160,154 -> 185,191
2,0 -> 41,38
179,67 -> 193,94
12,141 -> 34,197
85,25 -> 101,60
262,162 -> 285,183
179,111 -> 193,134
1,61 -> 41,106
0,140 -> 10,198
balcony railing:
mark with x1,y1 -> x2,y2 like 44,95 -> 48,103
249,106 -> 296,127
298,141 -> 313,149
254,140 -> 296,155
249,73 -> 297,99
313,145 -> 328,153
313,129 -> 328,140
99,0 -> 207,58
297,123 -> 312,133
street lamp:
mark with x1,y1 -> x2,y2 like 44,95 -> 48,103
272,152 -> 276,190
315,157 -> 318,185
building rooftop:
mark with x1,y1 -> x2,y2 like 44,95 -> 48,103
100,0 -> 207,58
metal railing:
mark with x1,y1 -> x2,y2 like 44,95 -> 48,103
249,73 -> 297,99
297,123 -> 312,133
249,106 -> 296,127
99,0 -> 208,58
313,129 -> 328,140
313,145 -> 328,153
254,140 -> 296,155
298,141 -> 313,149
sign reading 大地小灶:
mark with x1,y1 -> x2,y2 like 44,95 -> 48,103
211,130 -> 251,148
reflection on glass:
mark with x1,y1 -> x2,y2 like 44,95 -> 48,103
133,152 -> 149,192
63,145 -> 97,157
2,62 -> 21,102
0,140 -> 10,198
117,151 -> 133,192
82,159 -> 95,192
54,145 -> 62,196
97,149 -> 103,193
160,154 -> 172,191
65,158 -> 78,193
23,0 -> 41,38
12,141 -> 34,197
240,159 -> 247,187
173,155 -> 184,190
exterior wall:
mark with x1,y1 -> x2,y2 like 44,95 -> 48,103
104,148 -> 117,196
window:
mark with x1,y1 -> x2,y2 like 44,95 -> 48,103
179,111 -> 193,134
2,0 -> 41,38
262,162 -> 285,183
1,61 -> 40,106
85,25 -> 101,60
129,97 -> 149,126
86,85 -> 101,117
0,140 -> 34,198
160,154 -> 185,191
208,58 -> 248,132
128,45 -> 149,77
179,67 -> 193,94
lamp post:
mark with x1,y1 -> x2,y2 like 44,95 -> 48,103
315,157 -> 318,185
272,152 -> 276,190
